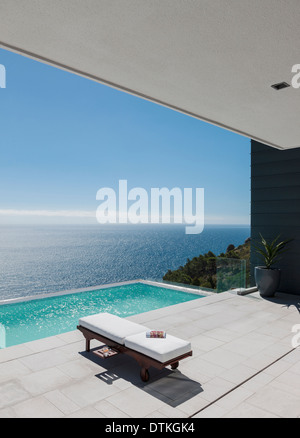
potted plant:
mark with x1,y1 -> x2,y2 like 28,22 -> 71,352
254,234 -> 292,297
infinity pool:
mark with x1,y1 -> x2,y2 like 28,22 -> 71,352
0,282 -> 204,348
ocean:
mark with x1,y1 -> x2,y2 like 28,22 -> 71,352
0,224 -> 250,301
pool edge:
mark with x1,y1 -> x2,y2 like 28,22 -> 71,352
0,279 -> 212,306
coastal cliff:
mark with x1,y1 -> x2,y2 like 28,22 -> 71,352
163,238 -> 250,289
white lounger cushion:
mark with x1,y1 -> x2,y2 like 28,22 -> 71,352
78,312 -> 148,345
124,332 -> 192,363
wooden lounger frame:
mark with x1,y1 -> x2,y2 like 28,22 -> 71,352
77,325 -> 192,382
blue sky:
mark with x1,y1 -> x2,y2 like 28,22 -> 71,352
0,48 -> 250,225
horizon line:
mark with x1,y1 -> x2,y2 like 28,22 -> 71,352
0,209 -> 250,226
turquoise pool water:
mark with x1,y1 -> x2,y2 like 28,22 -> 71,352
0,283 -> 204,348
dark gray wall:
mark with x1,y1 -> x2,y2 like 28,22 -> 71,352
251,140 -> 300,295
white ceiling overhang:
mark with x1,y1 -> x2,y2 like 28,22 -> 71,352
1,0 -> 300,150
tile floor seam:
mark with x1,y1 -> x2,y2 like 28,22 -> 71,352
38,394 -> 68,418
92,399 -> 130,418
220,400 -> 284,419
44,388 -> 84,416
0,339 -> 82,364
189,347 -> 297,418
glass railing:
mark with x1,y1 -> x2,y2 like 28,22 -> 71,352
151,256 -> 247,294
146,278 -> 215,294
216,257 -> 246,293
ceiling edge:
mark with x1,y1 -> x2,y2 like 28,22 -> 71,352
0,39 -> 286,151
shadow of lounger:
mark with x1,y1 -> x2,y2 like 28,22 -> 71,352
80,347 -> 203,408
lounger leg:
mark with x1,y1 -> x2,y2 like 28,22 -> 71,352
86,338 -> 90,352
140,367 -> 149,382
171,361 -> 179,370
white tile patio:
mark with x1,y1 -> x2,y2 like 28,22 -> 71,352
0,291 -> 299,418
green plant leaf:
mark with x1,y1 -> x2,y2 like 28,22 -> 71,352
255,234 -> 292,269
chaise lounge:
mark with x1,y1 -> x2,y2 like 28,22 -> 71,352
77,312 -> 192,382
